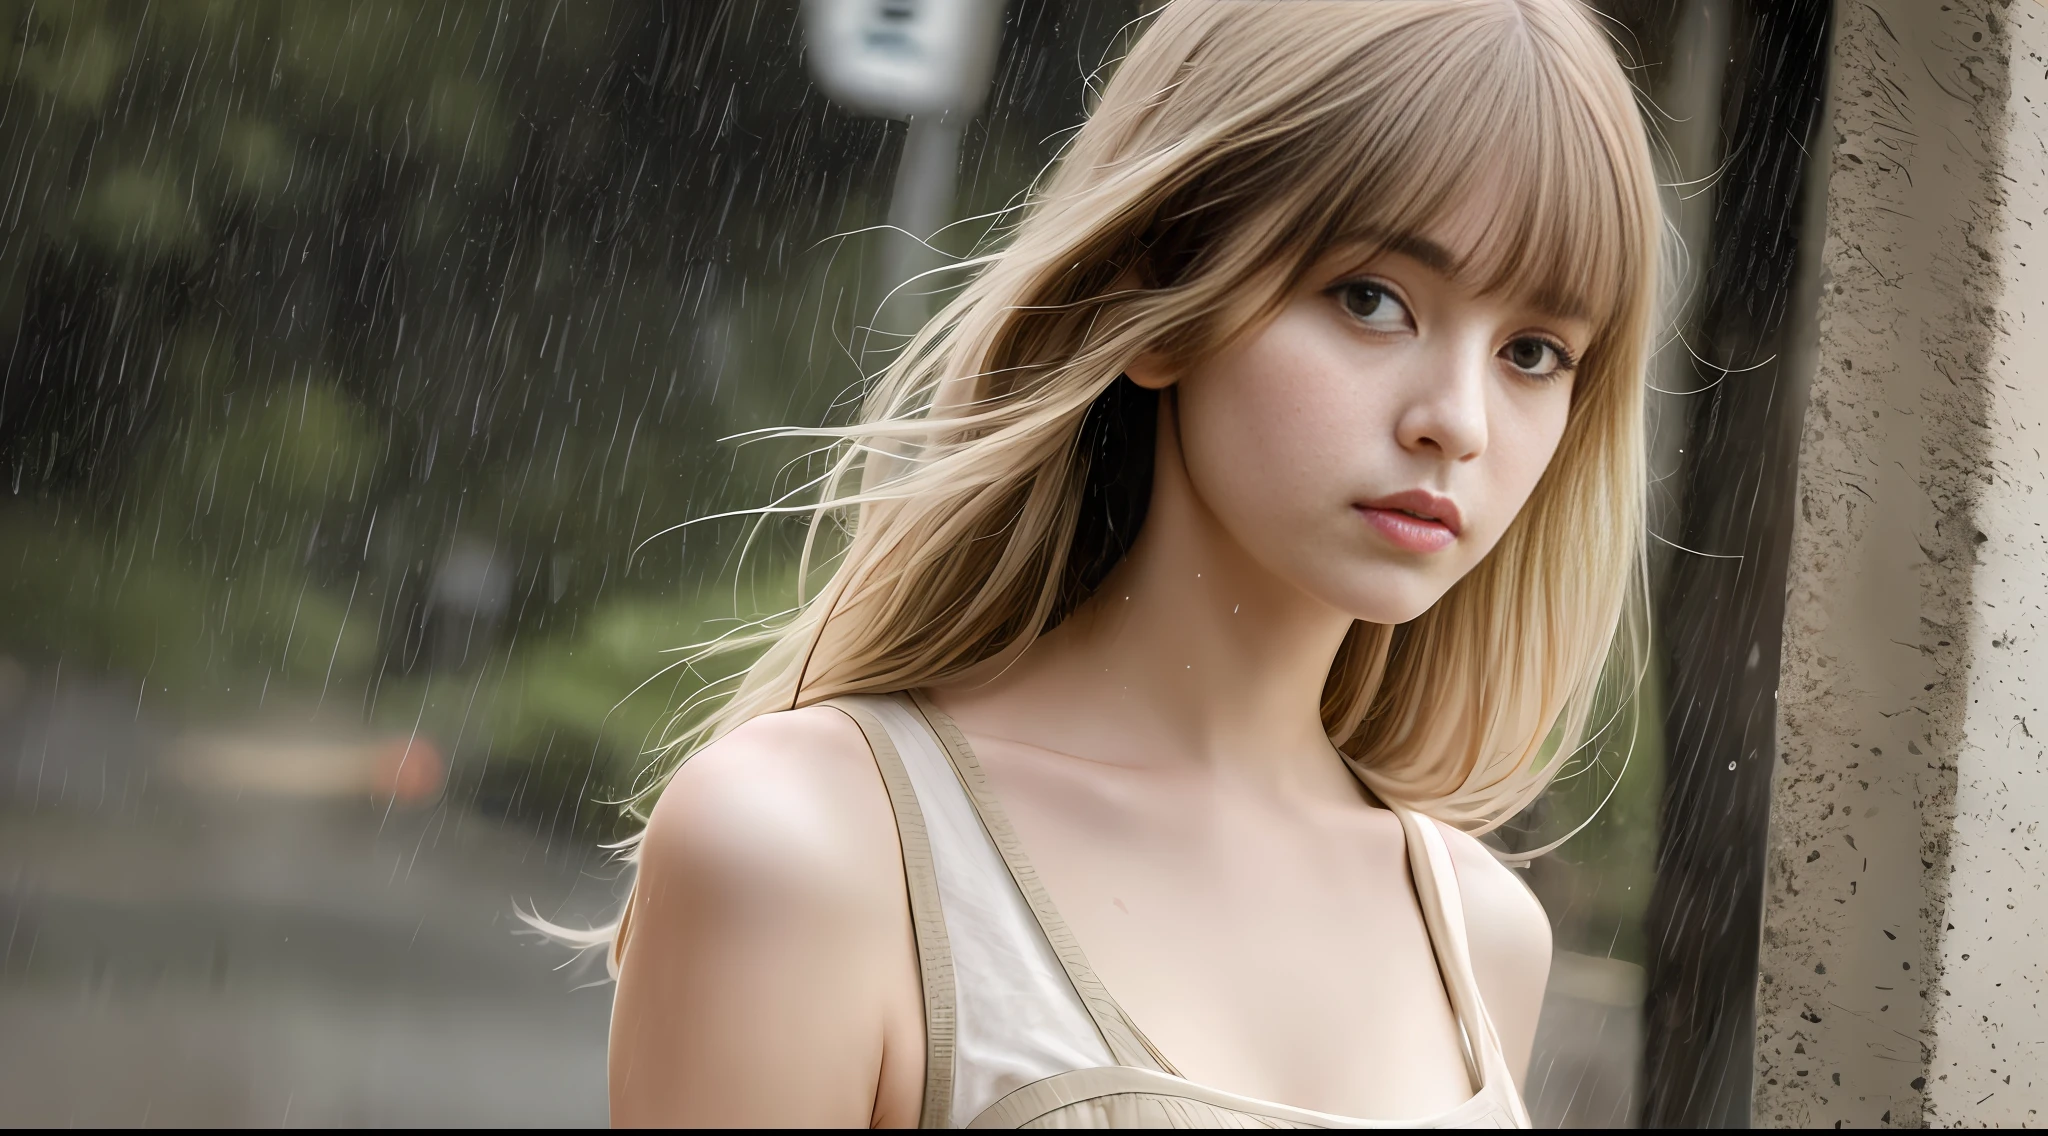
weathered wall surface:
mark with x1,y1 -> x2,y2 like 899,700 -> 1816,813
1756,0 -> 2009,1127
1924,2 -> 2048,1121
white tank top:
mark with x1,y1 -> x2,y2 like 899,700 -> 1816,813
829,691 -> 1532,1129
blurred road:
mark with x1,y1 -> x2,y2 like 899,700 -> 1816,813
1527,951 -> 1645,1127
0,670 -> 615,1127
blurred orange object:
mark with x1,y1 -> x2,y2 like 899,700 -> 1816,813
373,737 -> 446,804
166,730 -> 447,805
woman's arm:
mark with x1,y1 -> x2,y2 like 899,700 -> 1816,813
608,706 -> 924,1128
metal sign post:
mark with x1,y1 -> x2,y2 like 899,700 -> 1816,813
802,0 -> 1007,335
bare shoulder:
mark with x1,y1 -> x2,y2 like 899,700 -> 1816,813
1434,822 -> 1552,1084
635,703 -> 895,908
613,703 -> 921,1127
1434,824 -> 1552,976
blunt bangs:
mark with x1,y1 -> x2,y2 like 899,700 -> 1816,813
1306,2 -> 1646,339
1140,1 -> 1654,361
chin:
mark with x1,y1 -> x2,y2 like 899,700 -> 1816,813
1328,580 -> 1448,627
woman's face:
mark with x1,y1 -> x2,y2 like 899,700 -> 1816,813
1132,196 -> 1590,625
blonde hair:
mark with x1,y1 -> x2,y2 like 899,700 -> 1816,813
648,0 -> 1656,848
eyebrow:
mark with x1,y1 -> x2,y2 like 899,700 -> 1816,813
1382,233 -> 1458,275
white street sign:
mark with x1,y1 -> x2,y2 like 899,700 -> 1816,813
802,0 -> 1005,121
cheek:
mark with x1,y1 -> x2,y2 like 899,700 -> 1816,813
1171,309 -> 1377,560
1175,312 -> 1359,510
1490,393 -> 1574,519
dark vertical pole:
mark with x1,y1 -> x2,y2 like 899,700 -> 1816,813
1640,0 -> 1833,1126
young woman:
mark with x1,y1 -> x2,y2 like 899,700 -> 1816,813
604,0 -> 1658,1126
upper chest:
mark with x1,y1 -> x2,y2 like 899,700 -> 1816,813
966,735 -> 1478,1117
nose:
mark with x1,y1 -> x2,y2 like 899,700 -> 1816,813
1394,341 -> 1489,462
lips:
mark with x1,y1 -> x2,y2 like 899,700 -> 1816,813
1354,490 -> 1463,554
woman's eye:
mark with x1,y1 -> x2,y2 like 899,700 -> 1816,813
1335,281 -> 1411,331
1503,336 -> 1573,378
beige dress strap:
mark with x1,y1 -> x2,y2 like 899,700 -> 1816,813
1390,804 -> 1533,1129
907,690 -> 1182,1077
838,693 -> 1117,1127
826,696 -> 958,1129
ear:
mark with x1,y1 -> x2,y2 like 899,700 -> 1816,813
1124,349 -> 1178,390
1106,262 -> 1178,391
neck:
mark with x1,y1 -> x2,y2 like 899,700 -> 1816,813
935,407 -> 1361,799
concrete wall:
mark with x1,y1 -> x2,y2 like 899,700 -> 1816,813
1760,0 -> 2048,1125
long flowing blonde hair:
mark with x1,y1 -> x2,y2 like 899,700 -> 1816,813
639,0 -> 1657,862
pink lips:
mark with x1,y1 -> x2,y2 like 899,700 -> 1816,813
1355,490 -> 1463,554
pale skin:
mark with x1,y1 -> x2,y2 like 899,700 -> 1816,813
610,182 -> 1586,1127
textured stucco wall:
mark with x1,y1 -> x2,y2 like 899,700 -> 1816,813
1759,0 -> 2048,1125
1925,2 -> 2048,1120
1757,0 -> 2010,1127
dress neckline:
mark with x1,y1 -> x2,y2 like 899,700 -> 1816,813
902,689 -> 1512,1126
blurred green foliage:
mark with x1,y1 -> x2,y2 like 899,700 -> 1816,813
0,0 -> 1138,837
1517,653 -> 1667,968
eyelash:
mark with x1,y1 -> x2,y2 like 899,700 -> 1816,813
1330,278 -> 1578,379
1508,335 -> 1580,379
